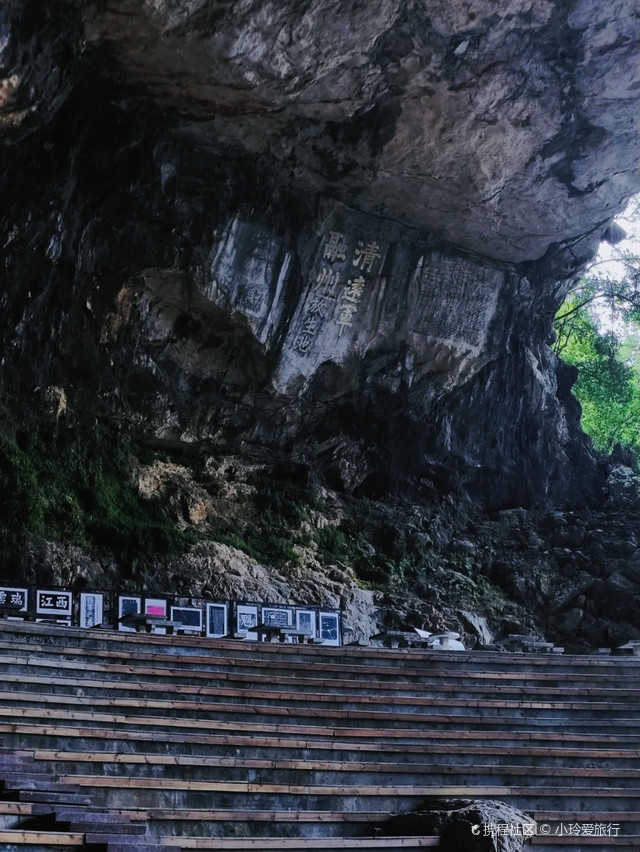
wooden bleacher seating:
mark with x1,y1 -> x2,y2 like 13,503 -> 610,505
0,620 -> 637,851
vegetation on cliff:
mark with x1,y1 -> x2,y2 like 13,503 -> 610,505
554,246 -> 640,461
0,425 -> 193,558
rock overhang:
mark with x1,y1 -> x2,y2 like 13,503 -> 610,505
0,1 -> 637,264
72,0 -> 640,264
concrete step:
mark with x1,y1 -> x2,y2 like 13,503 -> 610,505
0,620 -> 637,848
0,624 -> 637,678
158,838 -> 441,849
30,758 -> 639,788
24,745 -> 640,772
1,690 -> 634,728
46,777 -> 640,814
3,719 -> 636,751
17,791 -> 95,806
1,652 -> 637,697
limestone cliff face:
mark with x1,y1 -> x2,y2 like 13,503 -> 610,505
0,3 -> 638,578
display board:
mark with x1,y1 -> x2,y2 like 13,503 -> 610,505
144,598 -> 167,617
206,602 -> 228,638
118,595 -> 141,631
171,605 -> 203,634
236,604 -> 258,640
319,611 -> 341,646
261,606 -> 293,628
80,592 -> 104,628
36,589 -> 72,617
295,609 -> 316,639
0,586 -> 28,613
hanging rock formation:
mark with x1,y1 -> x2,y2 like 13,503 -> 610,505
0,1 -> 638,641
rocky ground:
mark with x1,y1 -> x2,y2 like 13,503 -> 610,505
2,442 -> 637,652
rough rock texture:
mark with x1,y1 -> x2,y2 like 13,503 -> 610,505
0,1 -> 638,647
76,0 -> 639,263
384,799 -> 535,851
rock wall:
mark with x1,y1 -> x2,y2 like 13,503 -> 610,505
0,1 -> 638,644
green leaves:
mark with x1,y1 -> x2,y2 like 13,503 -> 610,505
554,278 -> 640,460
0,427 -> 194,555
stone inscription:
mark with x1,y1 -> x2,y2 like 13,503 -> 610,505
293,231 -> 381,356
414,256 -> 502,351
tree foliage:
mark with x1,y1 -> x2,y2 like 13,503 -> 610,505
554,250 -> 640,460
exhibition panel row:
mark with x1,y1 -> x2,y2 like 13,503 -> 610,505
0,585 -> 342,645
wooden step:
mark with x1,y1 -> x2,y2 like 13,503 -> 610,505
2,690 -> 634,725
2,705 -> 636,743
530,837 -> 640,847
25,752 -> 640,782
1,644 -> 637,689
56,775 -> 640,798
0,628 -> 636,679
146,808 -> 390,823
28,747 -> 640,773
159,837 -> 440,848
0,829 -> 85,845
1,654 -> 637,697
4,720 -> 637,749
5,668 -> 639,704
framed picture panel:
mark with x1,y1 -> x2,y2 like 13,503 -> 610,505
295,608 -> 317,639
144,598 -> 168,633
171,606 -> 203,634
118,595 -> 141,632
206,602 -> 228,638
261,606 -> 293,628
144,598 -> 167,616
236,604 -> 258,640
0,586 -> 28,613
36,589 -> 72,617
80,592 -> 104,628
319,611 -> 341,646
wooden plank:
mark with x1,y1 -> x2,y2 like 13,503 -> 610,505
1,687 -> 634,717
4,720 -> 638,748
29,751 -> 640,779
1,620 -> 636,668
6,671 -> 639,704
2,705 -> 637,739
0,636 -> 636,684
61,776 -> 640,796
160,838 -> 440,849
530,837 -> 640,847
531,812 -> 640,821
147,809 -> 389,822
33,744 -> 640,764
0,830 -> 85,845
0,803 -> 35,816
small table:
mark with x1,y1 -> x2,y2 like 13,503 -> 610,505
618,641 -> 640,656
254,623 -> 284,642
254,624 -> 312,643
119,614 -> 181,635
370,631 -> 431,649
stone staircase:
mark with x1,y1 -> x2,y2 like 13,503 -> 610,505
0,620 -> 638,850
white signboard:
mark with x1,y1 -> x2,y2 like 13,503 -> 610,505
36,589 -> 72,617
171,606 -> 203,634
206,603 -> 228,638
236,604 -> 258,640
319,611 -> 340,646
118,595 -> 141,632
80,592 -> 104,628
